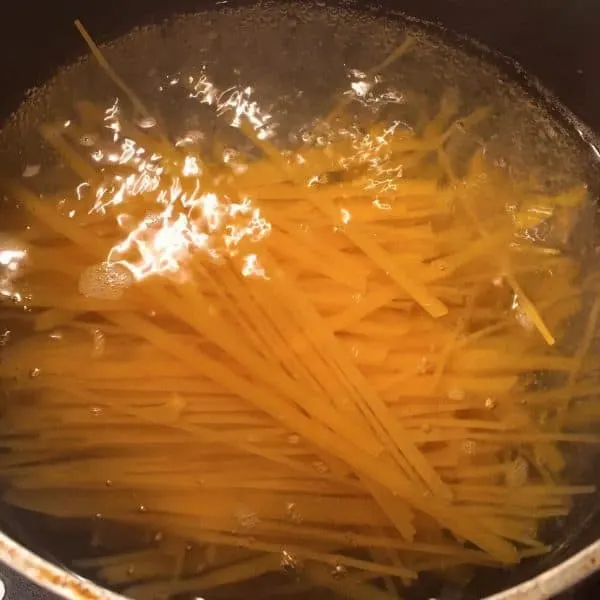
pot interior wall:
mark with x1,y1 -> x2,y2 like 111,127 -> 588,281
1,0 -> 600,130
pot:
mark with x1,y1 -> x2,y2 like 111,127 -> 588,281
0,1 -> 598,599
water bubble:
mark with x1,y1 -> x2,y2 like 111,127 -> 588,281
511,294 -> 533,331
89,406 -> 103,417
154,531 -> 164,543
79,133 -> 97,147
515,309 -> 533,331
286,502 -> 303,524
105,479 -> 113,487
235,507 -> 259,529
94,512 -> 103,520
280,549 -> 298,573
331,564 -> 348,579
287,434 -> 300,445
462,439 -> 477,455
0,330 -> 10,346
421,423 -> 432,434
138,504 -> 148,513
301,131 -> 314,144
29,367 -> 41,378
126,566 -> 135,576
79,262 -> 132,301
186,130 -> 204,144
485,397 -> 497,410
312,460 -> 330,474
138,116 -> 157,129
91,328 -> 105,358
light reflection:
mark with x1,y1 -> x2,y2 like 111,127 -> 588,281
373,199 -> 392,211
76,182 -> 90,200
183,156 -> 202,177
51,77 -> 277,285
61,66 -> 414,288
0,249 -> 26,267
188,73 -> 276,139
336,120 -> 405,194
22,165 -> 40,178
576,127 -> 600,160
511,293 -> 533,331
241,253 -> 269,280
138,116 -> 157,129
82,71 -> 281,282
344,68 -> 403,111
307,174 -> 325,187
0,247 -> 27,304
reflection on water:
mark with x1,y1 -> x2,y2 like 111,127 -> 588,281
0,3 -> 599,600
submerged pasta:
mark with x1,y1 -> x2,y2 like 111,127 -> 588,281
0,9 -> 599,600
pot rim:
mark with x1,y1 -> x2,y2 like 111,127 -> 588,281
0,4 -> 597,599
0,529 -> 598,600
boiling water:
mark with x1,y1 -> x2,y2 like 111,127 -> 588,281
0,3 -> 600,600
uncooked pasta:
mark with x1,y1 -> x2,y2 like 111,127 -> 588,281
0,5 -> 599,600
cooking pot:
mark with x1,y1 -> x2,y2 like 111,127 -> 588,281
0,1 -> 598,599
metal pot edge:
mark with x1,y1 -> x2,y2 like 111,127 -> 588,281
0,530 -> 598,600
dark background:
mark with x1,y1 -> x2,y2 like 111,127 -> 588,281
1,0 -> 600,131
0,0 -> 598,598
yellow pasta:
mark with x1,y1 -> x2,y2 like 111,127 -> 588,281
0,18 -> 598,600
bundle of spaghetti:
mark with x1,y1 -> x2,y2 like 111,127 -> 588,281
0,28 -> 599,600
